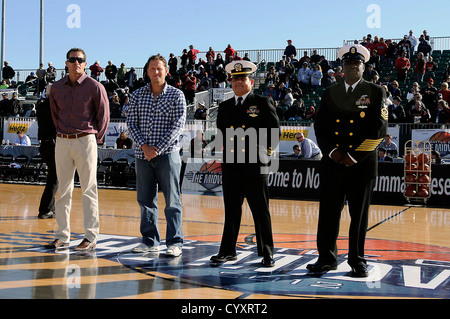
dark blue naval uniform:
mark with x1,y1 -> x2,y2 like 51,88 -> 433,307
216,92 -> 280,258
314,78 -> 388,268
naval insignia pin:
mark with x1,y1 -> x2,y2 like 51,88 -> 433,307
247,106 -> 259,117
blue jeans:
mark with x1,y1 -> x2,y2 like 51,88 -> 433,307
135,152 -> 183,248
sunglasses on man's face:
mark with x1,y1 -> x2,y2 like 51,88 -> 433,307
67,57 -> 86,63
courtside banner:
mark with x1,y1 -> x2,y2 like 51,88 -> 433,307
180,159 -> 450,207
2,118 -> 39,144
412,129 -> 450,158
182,158 -> 223,195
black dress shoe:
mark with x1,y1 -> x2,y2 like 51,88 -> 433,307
306,261 -> 337,272
38,211 -> 55,219
43,239 -> 69,249
210,254 -> 237,262
261,255 -> 275,267
351,264 -> 369,277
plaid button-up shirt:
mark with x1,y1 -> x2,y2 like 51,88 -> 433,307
126,83 -> 186,159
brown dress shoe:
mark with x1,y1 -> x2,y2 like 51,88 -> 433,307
43,239 -> 69,249
74,238 -> 96,251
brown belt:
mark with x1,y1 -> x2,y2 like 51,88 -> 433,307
56,132 -> 91,139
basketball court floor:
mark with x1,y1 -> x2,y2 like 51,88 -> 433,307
0,183 -> 448,302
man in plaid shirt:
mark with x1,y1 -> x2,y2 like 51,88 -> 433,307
127,54 -> 186,257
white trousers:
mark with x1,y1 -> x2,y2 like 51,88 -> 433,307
54,134 -> 99,243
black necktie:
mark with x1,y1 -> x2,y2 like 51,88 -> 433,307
347,86 -> 353,95
236,97 -> 243,107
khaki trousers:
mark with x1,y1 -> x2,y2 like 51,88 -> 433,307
54,134 -> 99,243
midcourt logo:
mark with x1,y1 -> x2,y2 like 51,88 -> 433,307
19,232 -> 450,298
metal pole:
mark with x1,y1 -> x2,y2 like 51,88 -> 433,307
1,0 -> 5,72
39,0 -> 43,66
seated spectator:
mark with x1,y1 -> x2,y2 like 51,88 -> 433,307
233,51 -> 243,61
388,96 -> 406,123
25,104 -> 36,117
323,69 -> 337,88
285,99 -> 305,121
283,144 -> 302,159
378,147 -> 393,162
298,51 -> 309,66
14,131 -> 31,146
194,101 -> 207,120
378,134 -> 398,158
280,88 -> 294,108
438,82 -> 450,104
121,96 -> 130,117
363,63 -> 379,82
382,85 -> 393,102
0,80 -> 9,89
115,131 -> 133,149
275,82 -> 287,101
110,94 -> 122,118
263,83 -> 277,99
372,74 -> 382,86
367,50 -> 381,72
25,72 -> 37,88
430,100 -> 450,124
390,81 -> 402,99
407,92 -> 422,110
406,82 -> 420,101
264,67 -> 280,87
304,104 -> 316,121
408,100 -> 431,123
382,74 -> 394,91
333,66 -> 344,83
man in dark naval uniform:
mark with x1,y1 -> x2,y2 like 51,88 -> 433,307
308,44 -> 388,277
210,60 -> 280,267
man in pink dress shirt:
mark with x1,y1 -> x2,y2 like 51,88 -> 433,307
45,48 -> 110,251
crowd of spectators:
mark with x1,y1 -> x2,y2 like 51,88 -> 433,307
2,30 -> 450,124
260,30 -> 450,124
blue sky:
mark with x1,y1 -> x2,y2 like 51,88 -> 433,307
1,0 -> 448,69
